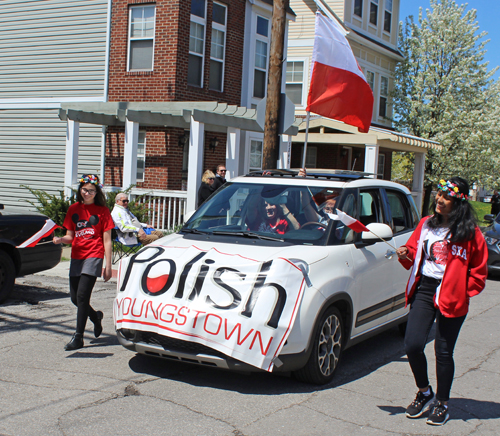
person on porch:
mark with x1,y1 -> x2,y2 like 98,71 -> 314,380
111,193 -> 164,246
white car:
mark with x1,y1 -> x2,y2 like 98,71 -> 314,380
114,170 -> 419,384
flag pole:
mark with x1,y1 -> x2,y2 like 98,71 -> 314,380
301,111 -> 311,169
364,230 -> 397,250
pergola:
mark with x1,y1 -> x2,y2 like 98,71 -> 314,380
59,101 -> 299,212
294,117 -> 441,209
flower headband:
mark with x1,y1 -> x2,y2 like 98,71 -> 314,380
437,179 -> 468,201
79,174 -> 103,188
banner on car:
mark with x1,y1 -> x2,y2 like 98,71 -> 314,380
114,245 -> 306,371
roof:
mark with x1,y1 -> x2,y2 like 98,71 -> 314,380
59,101 -> 300,135
294,117 -> 441,153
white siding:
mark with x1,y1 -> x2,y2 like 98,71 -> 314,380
0,0 -> 109,99
0,0 -> 109,210
0,110 -> 103,208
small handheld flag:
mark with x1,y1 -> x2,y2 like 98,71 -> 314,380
16,219 -> 60,248
335,209 -> 369,233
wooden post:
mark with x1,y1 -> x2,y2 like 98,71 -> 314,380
262,0 -> 289,170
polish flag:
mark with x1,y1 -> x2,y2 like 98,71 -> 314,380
335,209 -> 369,233
17,219 -> 60,248
306,12 -> 374,133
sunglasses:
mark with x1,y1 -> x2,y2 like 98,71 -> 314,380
121,199 -> 129,203
219,169 -> 227,172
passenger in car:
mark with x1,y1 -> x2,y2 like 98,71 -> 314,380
396,176 -> 487,426
258,197 -> 300,234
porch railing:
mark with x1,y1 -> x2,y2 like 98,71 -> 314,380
130,188 -> 188,232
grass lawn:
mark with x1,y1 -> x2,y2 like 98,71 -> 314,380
471,200 -> 493,227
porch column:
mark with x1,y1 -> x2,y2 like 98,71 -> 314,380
187,116 -> 205,212
123,119 -> 139,189
64,119 -> 80,199
277,135 -> 291,169
226,126 -> 240,180
412,152 -> 426,213
364,143 -> 379,178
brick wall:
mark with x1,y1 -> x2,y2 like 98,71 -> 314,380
108,0 -> 245,104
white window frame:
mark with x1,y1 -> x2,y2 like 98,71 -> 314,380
188,0 -> 207,87
384,0 -> 392,33
209,2 -> 227,92
353,0 -> 363,18
127,5 -> 156,72
365,70 -> 375,91
252,15 -> 270,101
369,0 -> 379,27
136,131 -> 146,182
377,153 -> 385,179
378,75 -> 389,118
285,58 -> 308,108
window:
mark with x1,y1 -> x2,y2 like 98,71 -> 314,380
209,2 -> 227,91
359,189 -> 385,227
188,0 -> 206,87
253,16 -> 269,99
304,146 -> 317,168
385,189 -> 414,234
365,70 -> 375,90
379,76 -> 388,118
384,0 -> 392,32
285,61 -> 304,106
354,0 -> 363,18
128,5 -> 156,71
249,139 -> 263,171
370,0 -> 378,26
137,131 -> 146,182
377,153 -> 385,179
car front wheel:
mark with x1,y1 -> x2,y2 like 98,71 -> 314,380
294,306 -> 344,385
0,250 -> 15,303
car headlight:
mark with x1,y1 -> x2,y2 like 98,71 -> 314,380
484,236 -> 499,245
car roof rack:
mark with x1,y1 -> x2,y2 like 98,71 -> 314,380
245,169 -> 374,181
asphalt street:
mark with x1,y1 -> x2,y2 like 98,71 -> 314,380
0,260 -> 499,435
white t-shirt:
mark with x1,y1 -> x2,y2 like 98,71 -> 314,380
422,227 -> 450,279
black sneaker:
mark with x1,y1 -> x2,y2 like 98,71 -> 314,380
427,402 -> 449,426
405,387 -> 435,418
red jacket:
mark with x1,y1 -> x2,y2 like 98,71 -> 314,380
399,217 -> 487,317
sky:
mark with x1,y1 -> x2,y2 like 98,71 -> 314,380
398,0 -> 500,80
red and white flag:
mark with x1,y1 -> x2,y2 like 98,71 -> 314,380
335,209 -> 369,233
16,219 -> 60,248
306,12 -> 374,133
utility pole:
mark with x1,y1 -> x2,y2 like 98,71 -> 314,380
262,0 -> 289,170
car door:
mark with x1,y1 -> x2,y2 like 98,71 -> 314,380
349,188 -> 399,337
381,188 -> 420,322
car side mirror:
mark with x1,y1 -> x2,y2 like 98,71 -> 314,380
355,223 -> 394,247
484,214 -> 495,223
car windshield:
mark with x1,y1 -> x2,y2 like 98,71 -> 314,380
183,182 -> 354,246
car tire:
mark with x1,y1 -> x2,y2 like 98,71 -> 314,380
0,250 -> 16,303
294,306 -> 344,385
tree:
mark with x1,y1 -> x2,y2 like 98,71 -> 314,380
392,0 -> 500,213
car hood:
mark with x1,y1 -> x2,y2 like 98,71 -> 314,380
153,233 -> 329,265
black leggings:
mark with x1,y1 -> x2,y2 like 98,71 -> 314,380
70,274 -> 99,335
404,276 -> 466,402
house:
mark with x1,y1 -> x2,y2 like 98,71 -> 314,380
0,0 -> 110,208
285,0 -> 440,209
0,0 -> 297,225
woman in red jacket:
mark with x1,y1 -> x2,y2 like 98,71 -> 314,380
396,177 -> 487,426
53,174 -> 114,351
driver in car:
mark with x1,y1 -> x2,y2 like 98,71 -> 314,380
257,194 -> 301,235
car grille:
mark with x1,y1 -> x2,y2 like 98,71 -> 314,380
136,331 -> 227,359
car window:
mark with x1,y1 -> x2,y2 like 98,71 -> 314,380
359,189 -> 385,226
184,182 -> 346,246
385,189 -> 414,234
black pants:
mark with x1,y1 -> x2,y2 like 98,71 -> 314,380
404,276 -> 466,402
70,274 -> 99,335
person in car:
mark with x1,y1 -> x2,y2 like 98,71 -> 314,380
258,197 -> 300,234
53,174 -> 114,351
197,170 -> 215,208
396,177 -> 487,426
